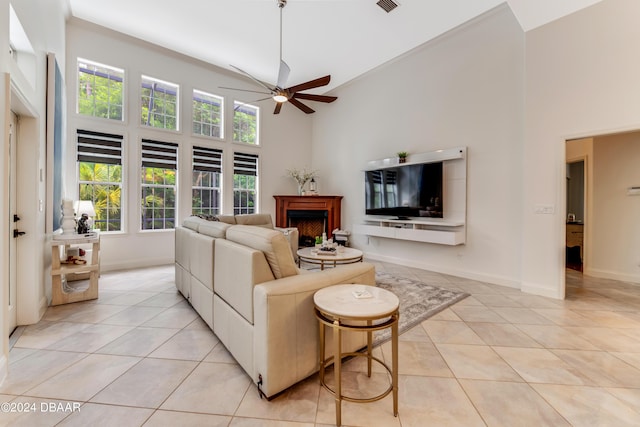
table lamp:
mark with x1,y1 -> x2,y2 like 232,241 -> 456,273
74,200 -> 96,231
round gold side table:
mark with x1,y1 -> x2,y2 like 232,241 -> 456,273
314,284 -> 399,427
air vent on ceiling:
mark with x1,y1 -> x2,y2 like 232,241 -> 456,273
377,0 -> 399,13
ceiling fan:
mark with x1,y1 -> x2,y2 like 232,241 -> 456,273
222,0 -> 337,114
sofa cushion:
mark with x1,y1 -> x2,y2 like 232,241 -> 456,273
226,225 -> 298,279
235,213 -> 274,229
216,215 -> 236,224
182,216 -> 205,232
198,220 -> 231,238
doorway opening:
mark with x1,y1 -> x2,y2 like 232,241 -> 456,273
565,131 -> 640,298
565,159 -> 585,272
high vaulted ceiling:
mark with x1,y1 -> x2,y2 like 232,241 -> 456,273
67,0 -> 602,93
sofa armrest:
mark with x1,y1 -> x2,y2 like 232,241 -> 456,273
252,262 -> 375,398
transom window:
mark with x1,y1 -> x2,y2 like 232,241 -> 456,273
193,90 -> 223,139
192,146 -> 222,216
141,76 -> 179,131
141,139 -> 178,230
233,102 -> 259,145
233,152 -> 258,214
77,129 -> 123,232
77,59 -> 124,121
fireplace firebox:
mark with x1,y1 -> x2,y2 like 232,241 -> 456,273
274,195 -> 342,247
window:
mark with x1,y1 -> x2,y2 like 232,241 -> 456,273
233,101 -> 259,145
193,90 -> 223,138
77,129 -> 123,232
77,59 -> 124,121
141,139 -> 178,230
192,146 -> 222,216
233,152 -> 258,215
141,76 -> 179,130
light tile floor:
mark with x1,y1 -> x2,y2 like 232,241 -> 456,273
3,263 -> 640,426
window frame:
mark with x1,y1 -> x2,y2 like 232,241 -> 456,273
140,138 -> 179,231
192,89 -> 224,140
76,129 -> 124,233
232,101 -> 260,146
233,151 -> 259,215
192,146 -> 223,216
140,75 -> 180,132
77,58 -> 125,122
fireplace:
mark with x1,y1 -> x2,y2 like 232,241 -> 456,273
274,195 -> 342,247
287,210 -> 328,247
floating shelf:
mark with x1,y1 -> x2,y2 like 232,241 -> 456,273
354,218 -> 465,246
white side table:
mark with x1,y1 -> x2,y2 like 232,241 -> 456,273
314,284 -> 399,427
50,233 -> 100,305
297,247 -> 363,270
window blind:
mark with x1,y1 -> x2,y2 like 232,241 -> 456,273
141,139 -> 178,169
193,146 -> 222,173
233,152 -> 258,176
77,129 -> 123,165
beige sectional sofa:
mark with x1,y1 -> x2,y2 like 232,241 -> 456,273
174,214 -> 376,398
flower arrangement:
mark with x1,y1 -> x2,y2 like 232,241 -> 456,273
286,167 -> 318,195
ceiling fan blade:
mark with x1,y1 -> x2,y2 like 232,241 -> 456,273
287,75 -> 331,94
219,86 -> 271,95
274,102 -> 283,115
276,60 -> 290,89
289,98 -> 315,114
230,64 -> 274,92
292,93 -> 338,103
234,97 -> 273,111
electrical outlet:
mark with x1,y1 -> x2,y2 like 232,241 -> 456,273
534,204 -> 555,214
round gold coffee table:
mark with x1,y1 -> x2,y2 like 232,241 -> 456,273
314,284 -> 399,427
297,247 -> 363,270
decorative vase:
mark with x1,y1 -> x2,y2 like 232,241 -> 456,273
60,199 -> 77,235
297,183 -> 305,195
399,157 -> 407,164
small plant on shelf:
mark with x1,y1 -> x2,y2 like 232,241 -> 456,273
397,152 -> 408,163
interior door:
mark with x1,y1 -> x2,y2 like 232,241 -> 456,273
8,111 -> 18,334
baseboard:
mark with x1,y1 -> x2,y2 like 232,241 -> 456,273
101,257 -> 174,273
583,267 -> 640,285
521,281 -> 564,299
363,252 -> 521,290
38,295 -> 48,320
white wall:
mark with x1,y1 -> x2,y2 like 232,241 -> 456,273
590,132 -> 640,282
66,19 -> 313,272
523,0 -> 640,297
1,0 -> 67,383
311,5 -> 525,287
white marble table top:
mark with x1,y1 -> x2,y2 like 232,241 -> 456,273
298,246 -> 363,261
314,284 -> 399,319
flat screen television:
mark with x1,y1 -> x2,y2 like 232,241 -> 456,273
365,161 -> 443,219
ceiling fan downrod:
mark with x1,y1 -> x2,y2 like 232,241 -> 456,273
278,0 -> 286,65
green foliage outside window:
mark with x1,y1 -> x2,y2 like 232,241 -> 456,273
193,90 -> 223,138
78,162 -> 122,232
233,102 -> 258,144
141,76 -> 179,130
233,174 -> 256,214
77,59 -> 124,120
192,171 -> 221,215
141,167 -> 177,230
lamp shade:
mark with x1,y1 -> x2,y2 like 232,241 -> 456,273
74,200 -> 96,217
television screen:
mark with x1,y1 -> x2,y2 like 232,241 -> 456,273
365,162 -> 443,218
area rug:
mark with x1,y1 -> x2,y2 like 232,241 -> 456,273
373,271 -> 469,346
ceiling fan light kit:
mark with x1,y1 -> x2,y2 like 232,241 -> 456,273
224,0 -> 337,114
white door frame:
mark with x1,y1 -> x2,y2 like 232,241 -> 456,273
7,111 -> 18,335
